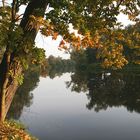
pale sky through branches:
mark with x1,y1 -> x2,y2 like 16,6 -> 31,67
3,1 -> 135,59
36,13 -> 134,59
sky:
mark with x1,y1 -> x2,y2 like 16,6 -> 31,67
35,33 -> 70,59
117,13 -> 135,27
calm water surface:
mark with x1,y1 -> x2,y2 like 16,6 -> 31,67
7,72 -> 140,140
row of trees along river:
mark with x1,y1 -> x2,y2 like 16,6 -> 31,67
0,0 -> 140,139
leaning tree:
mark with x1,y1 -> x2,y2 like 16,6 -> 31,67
0,0 -> 140,101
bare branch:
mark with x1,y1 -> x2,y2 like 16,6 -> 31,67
15,14 -> 24,21
116,0 -> 124,9
2,0 -> 5,7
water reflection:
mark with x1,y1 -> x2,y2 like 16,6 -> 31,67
5,66 -> 140,120
6,65 -> 74,119
3,67 -> 140,140
6,68 -> 40,120
67,70 -> 140,113
6,67 -> 140,122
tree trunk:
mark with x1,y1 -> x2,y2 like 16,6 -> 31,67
20,0 -> 48,40
0,89 -> 5,121
0,48 -> 11,121
0,0 -> 48,121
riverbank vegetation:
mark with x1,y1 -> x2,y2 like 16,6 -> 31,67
0,120 -> 36,140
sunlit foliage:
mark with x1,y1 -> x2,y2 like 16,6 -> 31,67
0,0 -> 140,87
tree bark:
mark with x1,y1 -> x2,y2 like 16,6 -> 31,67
0,48 -> 10,121
0,0 -> 48,121
0,0 -> 48,85
20,0 -> 48,40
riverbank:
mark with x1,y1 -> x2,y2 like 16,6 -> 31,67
0,120 -> 37,140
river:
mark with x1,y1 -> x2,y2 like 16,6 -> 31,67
7,72 -> 140,140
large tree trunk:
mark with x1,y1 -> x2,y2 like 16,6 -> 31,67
0,0 -> 48,121
0,47 -> 11,121
20,0 -> 48,40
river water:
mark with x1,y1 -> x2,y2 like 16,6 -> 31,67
7,72 -> 140,140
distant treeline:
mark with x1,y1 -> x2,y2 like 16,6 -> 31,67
40,55 -> 75,78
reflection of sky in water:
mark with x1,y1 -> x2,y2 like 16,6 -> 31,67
9,73 -> 140,140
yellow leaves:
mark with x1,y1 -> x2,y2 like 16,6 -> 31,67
134,60 -> 140,64
102,55 -> 128,69
128,14 -> 135,20
114,57 -> 128,69
25,15 -> 44,31
0,121 -> 36,140
128,12 -> 138,21
66,31 -> 101,50
96,28 -> 130,69
101,45 -> 128,69
117,33 -> 124,40
60,33 -> 82,51
81,34 -> 93,48
40,20 -> 55,37
102,58 -> 113,68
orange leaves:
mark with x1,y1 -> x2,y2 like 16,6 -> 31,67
40,20 -> 54,37
100,43 -> 128,69
52,32 -> 58,40
58,40 -> 67,50
97,29 -> 129,69
81,33 -> 93,48
71,36 -> 81,50
59,31 -> 102,52
80,31 -> 102,49
40,20 -> 59,40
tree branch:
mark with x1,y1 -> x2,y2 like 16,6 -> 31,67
11,0 -> 16,21
116,0 -> 124,9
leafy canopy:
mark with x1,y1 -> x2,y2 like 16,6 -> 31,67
0,0 -> 140,69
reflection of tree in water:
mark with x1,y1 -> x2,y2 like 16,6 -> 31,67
47,64 -> 75,79
66,70 -> 88,93
6,68 -> 40,120
67,69 -> 140,113
6,63 -> 74,120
